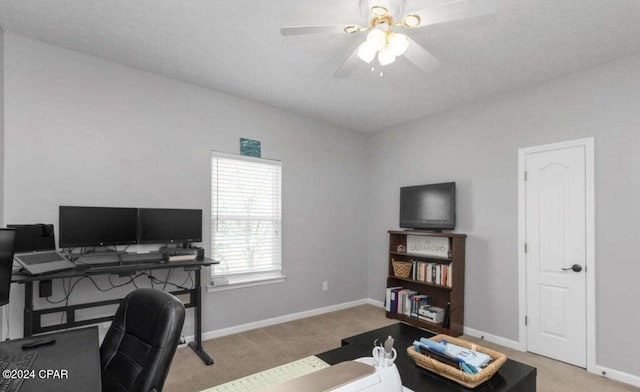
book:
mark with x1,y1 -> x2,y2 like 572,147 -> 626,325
410,295 -> 429,317
412,260 -> 418,280
444,342 -> 492,368
385,286 -> 403,312
167,254 -> 196,262
442,302 -> 450,328
400,289 -> 417,316
389,287 -> 403,313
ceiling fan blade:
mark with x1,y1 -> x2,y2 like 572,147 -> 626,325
281,25 -> 354,36
404,0 -> 496,29
333,47 -> 362,78
404,38 -> 440,73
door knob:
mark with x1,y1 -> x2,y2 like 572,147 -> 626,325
561,264 -> 582,272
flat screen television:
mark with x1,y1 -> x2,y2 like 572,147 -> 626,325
59,206 -> 139,248
138,208 -> 202,245
399,182 -> 456,231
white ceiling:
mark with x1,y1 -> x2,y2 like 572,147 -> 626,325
1,0 -> 640,133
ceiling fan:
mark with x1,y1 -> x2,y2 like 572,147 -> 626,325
281,0 -> 497,77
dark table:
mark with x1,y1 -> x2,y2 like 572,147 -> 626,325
0,327 -> 101,391
11,257 -> 218,365
316,323 -> 536,392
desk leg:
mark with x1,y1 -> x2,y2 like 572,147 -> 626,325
23,281 -> 34,337
188,268 -> 214,365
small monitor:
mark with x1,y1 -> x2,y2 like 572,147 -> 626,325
59,206 -> 139,248
139,208 -> 202,245
0,228 -> 16,306
7,224 -> 55,252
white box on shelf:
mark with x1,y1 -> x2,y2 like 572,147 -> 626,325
407,235 -> 449,258
420,306 -> 445,323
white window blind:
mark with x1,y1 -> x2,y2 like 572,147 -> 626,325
211,152 -> 282,286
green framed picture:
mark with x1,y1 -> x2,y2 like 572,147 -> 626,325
240,138 -> 261,158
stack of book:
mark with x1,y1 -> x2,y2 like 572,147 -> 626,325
385,286 -> 451,326
410,261 -> 452,287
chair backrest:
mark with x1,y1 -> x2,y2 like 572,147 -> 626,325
100,288 -> 185,392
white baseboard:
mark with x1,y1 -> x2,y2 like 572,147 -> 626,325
182,298 -> 378,343
462,326 -> 522,351
365,298 -> 384,308
463,328 -> 640,388
594,365 -> 640,388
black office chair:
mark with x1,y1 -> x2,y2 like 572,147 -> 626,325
100,288 -> 185,392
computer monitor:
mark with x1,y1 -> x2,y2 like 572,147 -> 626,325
7,224 -> 55,252
139,208 -> 202,246
0,228 -> 16,306
59,206 -> 139,248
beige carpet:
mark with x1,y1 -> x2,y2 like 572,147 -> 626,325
164,305 -> 638,392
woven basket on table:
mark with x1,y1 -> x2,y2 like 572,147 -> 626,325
391,259 -> 412,278
406,334 -> 507,389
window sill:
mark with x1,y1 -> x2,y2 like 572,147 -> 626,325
207,272 -> 286,292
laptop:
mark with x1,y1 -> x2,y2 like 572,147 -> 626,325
8,224 -> 76,275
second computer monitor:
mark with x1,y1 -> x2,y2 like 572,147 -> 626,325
139,208 -> 202,245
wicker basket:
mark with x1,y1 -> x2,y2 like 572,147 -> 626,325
406,334 -> 507,388
392,259 -> 412,278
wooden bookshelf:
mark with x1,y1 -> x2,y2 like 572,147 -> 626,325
386,230 -> 466,336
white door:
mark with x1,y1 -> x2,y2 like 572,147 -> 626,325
523,142 -> 589,367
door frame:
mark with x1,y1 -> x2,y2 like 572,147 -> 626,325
517,137 -> 595,372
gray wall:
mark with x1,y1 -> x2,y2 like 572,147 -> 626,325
367,53 -> 640,376
4,29 -> 640,380
2,34 -> 369,338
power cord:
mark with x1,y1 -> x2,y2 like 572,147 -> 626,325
43,269 -> 195,331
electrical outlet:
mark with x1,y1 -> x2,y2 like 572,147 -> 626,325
322,281 -> 328,291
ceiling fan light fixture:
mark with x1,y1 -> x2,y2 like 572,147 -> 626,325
357,42 -> 377,63
343,24 -> 361,34
370,5 -> 388,17
387,32 -> 409,56
377,46 -> 396,66
402,14 -> 421,28
366,28 -> 387,51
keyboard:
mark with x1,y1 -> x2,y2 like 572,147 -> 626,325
0,351 -> 37,392
74,254 -> 120,265
17,252 -> 66,265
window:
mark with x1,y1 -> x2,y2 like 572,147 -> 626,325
210,152 -> 284,289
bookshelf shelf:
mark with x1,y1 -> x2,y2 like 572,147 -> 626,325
386,230 -> 466,337
389,251 -> 453,262
389,276 -> 453,291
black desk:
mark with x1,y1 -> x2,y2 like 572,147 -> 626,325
11,258 -> 218,366
0,327 -> 101,391
316,323 -> 536,392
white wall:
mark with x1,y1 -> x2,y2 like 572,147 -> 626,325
2,34 -> 369,338
367,53 -> 640,377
